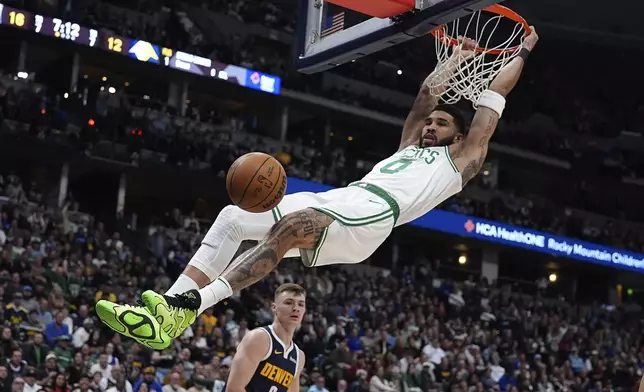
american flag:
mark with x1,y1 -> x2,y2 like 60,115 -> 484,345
321,12 -> 345,38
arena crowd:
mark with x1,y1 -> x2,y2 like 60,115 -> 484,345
2,169 -> 644,392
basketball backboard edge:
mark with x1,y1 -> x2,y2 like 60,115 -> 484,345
294,0 -> 502,74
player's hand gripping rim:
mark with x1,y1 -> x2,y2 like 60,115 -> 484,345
522,26 -> 539,52
450,36 -> 477,62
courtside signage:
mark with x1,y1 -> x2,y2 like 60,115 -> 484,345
286,177 -> 644,273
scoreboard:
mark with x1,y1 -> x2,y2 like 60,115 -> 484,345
1,4 -> 164,63
0,3 -> 281,95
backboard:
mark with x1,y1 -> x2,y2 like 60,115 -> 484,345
294,0 -> 502,74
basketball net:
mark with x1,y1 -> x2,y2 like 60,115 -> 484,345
427,6 -> 528,106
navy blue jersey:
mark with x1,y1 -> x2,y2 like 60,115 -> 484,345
225,326 -> 299,392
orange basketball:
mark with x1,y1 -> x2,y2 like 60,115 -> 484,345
226,152 -> 287,213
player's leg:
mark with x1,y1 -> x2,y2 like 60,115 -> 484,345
97,193 -> 320,348
209,207 -> 335,296
165,192 -> 316,294
165,205 -> 277,295
96,205 -> 276,347
140,208 -> 334,338
141,185 -> 397,342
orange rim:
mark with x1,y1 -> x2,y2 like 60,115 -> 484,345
430,5 -> 530,55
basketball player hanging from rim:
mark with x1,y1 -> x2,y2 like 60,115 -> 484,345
95,27 -> 539,350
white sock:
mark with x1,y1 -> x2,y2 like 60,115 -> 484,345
198,277 -> 233,314
188,205 -> 274,280
165,274 -> 199,296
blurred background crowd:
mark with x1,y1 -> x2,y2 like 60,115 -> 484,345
1,1 -> 644,392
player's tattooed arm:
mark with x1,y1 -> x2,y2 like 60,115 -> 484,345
450,28 -> 539,185
399,38 -> 477,152
221,209 -> 334,292
450,108 -> 499,185
449,56 -> 523,185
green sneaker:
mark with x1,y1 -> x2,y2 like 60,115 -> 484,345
141,289 -> 201,339
95,301 -> 171,350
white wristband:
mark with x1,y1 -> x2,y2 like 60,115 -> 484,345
477,90 -> 506,117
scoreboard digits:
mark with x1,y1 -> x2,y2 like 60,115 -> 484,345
89,29 -> 98,46
0,2 -> 281,95
52,18 -> 80,40
0,4 -> 131,54
8,10 -> 24,27
0,3 -> 147,64
35,14 -> 42,32
161,47 -> 173,66
107,36 -> 123,52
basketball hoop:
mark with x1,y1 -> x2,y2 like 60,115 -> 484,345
428,5 -> 530,106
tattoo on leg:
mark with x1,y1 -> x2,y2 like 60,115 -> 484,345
219,246 -> 256,277
300,212 -> 315,237
223,209 -> 334,292
224,246 -> 280,291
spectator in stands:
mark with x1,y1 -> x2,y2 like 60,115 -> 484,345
45,353 -> 62,374
22,333 -> 49,369
106,376 -> 128,392
135,368 -> 162,392
44,312 -> 70,346
308,376 -> 329,392
36,299 -> 53,328
72,319 -> 94,349
0,328 -> 18,358
4,293 -> 28,326
100,366 -> 132,392
67,352 -> 88,386
52,336 -> 73,369
6,349 -> 26,378
162,373 -> 186,392
72,376 -> 92,392
89,354 -> 112,380
90,372 -> 103,392
12,377 -> 24,392
23,367 -> 40,392
53,373 -> 71,392
21,310 -> 44,340
21,287 -> 37,313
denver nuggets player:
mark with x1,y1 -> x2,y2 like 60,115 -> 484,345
224,283 -> 306,392
96,30 -> 539,350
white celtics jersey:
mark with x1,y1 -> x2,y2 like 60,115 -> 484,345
358,145 -> 463,226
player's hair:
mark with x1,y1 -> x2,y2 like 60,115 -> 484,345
433,104 -> 468,135
274,283 -> 306,299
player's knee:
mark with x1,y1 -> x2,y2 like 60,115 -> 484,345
219,204 -> 245,221
268,208 -> 334,250
204,205 -> 247,243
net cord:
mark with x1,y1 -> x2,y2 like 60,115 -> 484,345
427,11 -> 526,107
